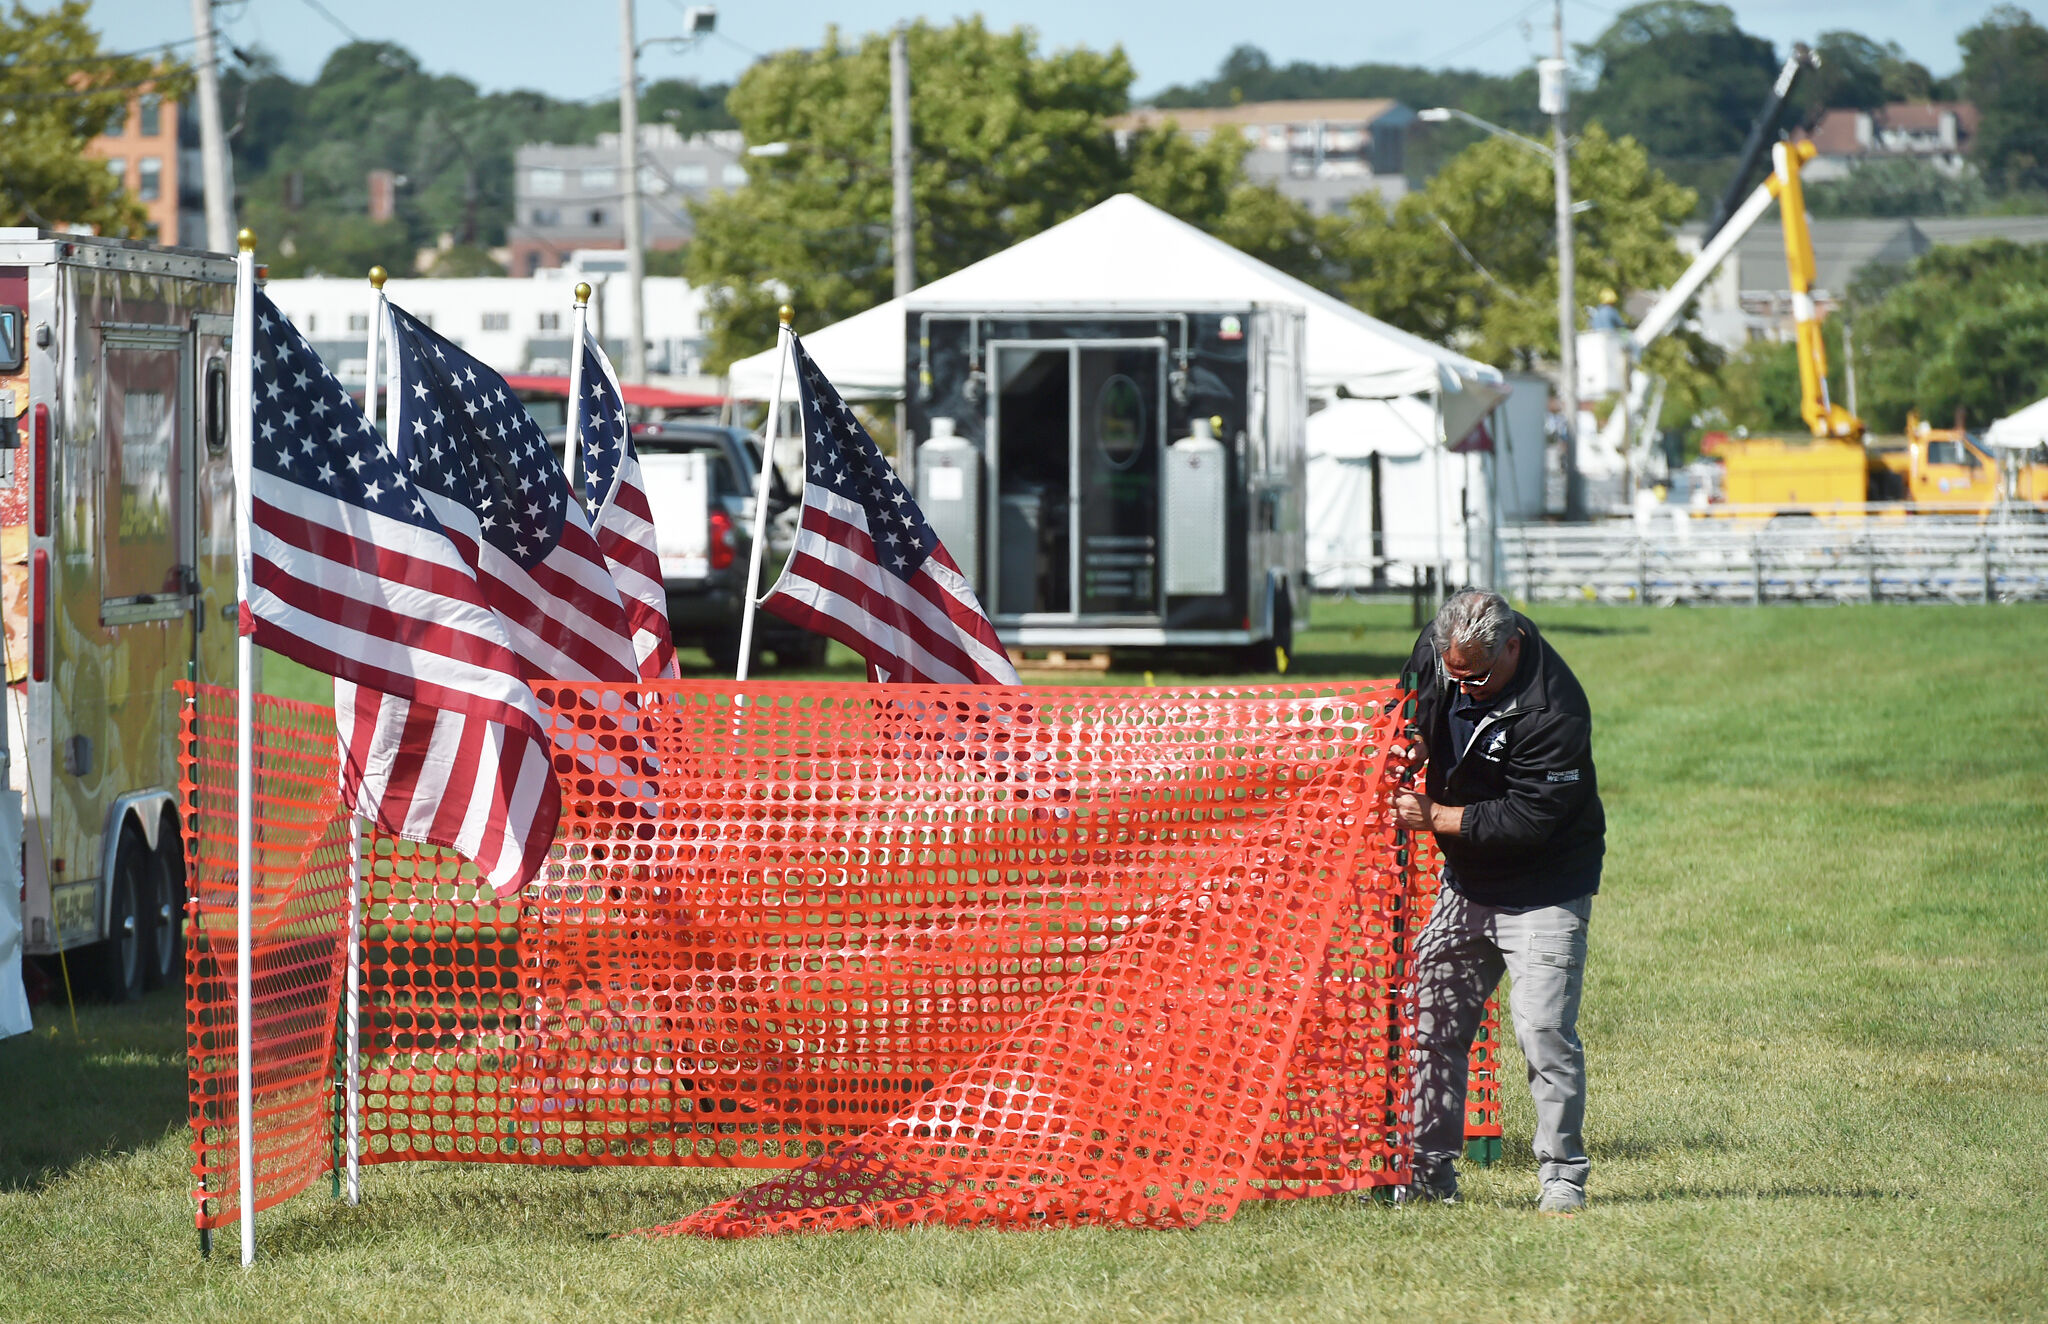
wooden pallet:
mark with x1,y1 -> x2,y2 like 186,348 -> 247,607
1006,648 -> 1112,673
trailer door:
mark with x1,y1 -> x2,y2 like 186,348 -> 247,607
1074,342 -> 1166,618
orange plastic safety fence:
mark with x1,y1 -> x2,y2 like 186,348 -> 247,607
178,682 -> 355,1230
179,677 -> 1482,1236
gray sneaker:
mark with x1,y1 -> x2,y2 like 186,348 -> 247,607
1537,1179 -> 1585,1214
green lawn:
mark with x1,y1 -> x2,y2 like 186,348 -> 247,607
5,602 -> 2045,1322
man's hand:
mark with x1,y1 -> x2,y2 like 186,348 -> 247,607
1394,791 -> 1464,837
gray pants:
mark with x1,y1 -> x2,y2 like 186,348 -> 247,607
1410,887 -> 1593,1190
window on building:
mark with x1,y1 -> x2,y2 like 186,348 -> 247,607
105,158 -> 126,192
137,157 -> 162,201
722,164 -> 748,187
587,208 -> 607,227
139,94 -> 161,137
674,163 -> 709,186
104,105 -> 125,136
528,167 -> 565,195
348,312 -> 369,333
304,314 -> 318,334
531,207 -> 559,226
524,253 -> 543,276
538,311 -> 561,331
580,167 -> 616,191
639,165 -> 666,194
481,312 -> 510,332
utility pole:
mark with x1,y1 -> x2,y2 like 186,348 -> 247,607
1543,0 -> 1583,519
890,26 -> 914,300
188,0 -> 234,251
618,0 -> 647,383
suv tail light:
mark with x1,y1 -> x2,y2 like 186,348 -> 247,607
31,548 -> 48,682
32,403 -> 49,537
708,508 -> 734,571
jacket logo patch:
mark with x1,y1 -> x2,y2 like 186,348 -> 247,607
1546,769 -> 1581,783
1484,730 -> 1508,759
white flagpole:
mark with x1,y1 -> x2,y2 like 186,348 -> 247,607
566,283 -> 591,505
734,306 -> 794,683
230,229 -> 259,1267
343,266 -> 386,1209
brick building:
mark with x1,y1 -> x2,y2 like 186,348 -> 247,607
82,88 -> 212,247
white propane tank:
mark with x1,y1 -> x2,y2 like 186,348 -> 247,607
1163,416 -> 1228,597
916,417 -> 981,588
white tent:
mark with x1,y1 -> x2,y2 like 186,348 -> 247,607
1986,396 -> 2048,451
728,194 -> 1509,445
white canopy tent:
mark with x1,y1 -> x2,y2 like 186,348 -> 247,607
1986,396 -> 2048,451
727,194 -> 1510,446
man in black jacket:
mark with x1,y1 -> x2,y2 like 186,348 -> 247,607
1386,589 -> 1604,1214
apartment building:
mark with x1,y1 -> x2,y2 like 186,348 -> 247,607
1797,102 -> 1980,182
507,126 -> 747,275
1107,99 -> 1417,215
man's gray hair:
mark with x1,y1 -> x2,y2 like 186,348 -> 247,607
1432,589 -> 1516,659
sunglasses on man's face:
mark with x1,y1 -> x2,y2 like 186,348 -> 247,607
1445,641 -> 1512,690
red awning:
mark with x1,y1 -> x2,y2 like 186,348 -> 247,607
502,374 -> 726,410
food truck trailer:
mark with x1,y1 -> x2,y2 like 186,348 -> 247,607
905,303 -> 1308,666
0,231 -> 239,1002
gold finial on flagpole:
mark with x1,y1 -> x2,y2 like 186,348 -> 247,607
574,282 -> 592,304
236,228 -> 256,252
368,265 -> 388,290
778,304 -> 794,326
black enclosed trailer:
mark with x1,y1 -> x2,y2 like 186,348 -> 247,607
905,303 -> 1307,664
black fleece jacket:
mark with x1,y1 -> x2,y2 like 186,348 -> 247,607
1402,612 -> 1605,907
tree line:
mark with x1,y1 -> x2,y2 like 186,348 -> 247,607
6,1 -> 2048,431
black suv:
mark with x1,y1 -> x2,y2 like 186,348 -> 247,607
554,421 -> 823,671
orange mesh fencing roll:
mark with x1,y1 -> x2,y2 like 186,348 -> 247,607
180,676 -> 1481,1236
179,683 -> 355,1230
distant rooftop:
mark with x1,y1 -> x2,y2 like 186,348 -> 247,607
1109,99 -> 1408,133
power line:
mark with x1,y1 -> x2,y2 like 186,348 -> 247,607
1424,0 -> 1548,69
296,0 -> 363,44
0,34 -> 202,73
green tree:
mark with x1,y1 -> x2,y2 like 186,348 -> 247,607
0,0 -> 187,234
1794,32 -> 1940,121
1805,157 -> 1991,217
1576,2 -> 1780,162
1346,126 -> 1704,383
685,19 -> 1343,369
1852,238 -> 2048,428
1960,5 -> 2048,193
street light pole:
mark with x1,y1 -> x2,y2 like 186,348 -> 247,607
618,0 -> 647,384
188,0 -> 234,251
1544,0 -> 1583,519
889,26 -> 914,300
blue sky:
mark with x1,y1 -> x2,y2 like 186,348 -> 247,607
81,0 -> 2018,102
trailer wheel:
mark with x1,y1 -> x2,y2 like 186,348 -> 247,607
144,820 -> 186,992
1242,588 -> 1294,674
87,830 -> 150,1003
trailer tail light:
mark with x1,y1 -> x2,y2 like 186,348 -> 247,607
709,508 -> 734,571
31,402 -> 48,537
30,548 -> 47,682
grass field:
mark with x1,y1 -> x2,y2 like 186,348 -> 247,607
4,601 -> 2045,1322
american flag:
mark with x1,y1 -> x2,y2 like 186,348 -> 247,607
383,302 -> 641,685
242,290 -> 559,897
760,334 -> 1018,686
575,329 -> 678,680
